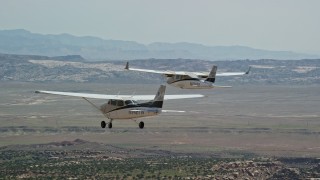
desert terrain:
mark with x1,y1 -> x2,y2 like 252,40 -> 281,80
1,82 -> 319,155
0,82 -> 319,178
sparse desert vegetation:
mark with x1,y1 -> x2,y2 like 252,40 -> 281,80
0,139 -> 319,179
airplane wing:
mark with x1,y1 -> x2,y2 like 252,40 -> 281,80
127,67 -> 174,75
185,72 -> 199,79
35,90 -> 204,101
195,67 -> 251,78
125,62 -> 188,76
126,62 -> 251,78
216,71 -> 249,77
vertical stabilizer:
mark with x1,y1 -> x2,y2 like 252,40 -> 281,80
154,85 -> 166,101
125,62 -> 129,70
205,65 -> 217,83
151,85 -> 166,108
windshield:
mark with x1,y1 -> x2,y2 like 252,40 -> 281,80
125,100 -> 138,105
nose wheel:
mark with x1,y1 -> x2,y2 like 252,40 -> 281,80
139,121 -> 144,129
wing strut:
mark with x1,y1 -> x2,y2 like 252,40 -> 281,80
82,97 -> 100,110
82,97 -> 110,120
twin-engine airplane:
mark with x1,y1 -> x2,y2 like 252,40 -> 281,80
35,85 -> 203,129
125,62 -> 250,89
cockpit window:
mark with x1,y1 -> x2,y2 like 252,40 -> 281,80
110,100 -> 116,106
125,100 -> 137,105
125,100 -> 133,105
117,100 -> 124,106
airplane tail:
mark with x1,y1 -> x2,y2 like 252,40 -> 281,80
205,65 -> 217,83
125,62 -> 129,70
150,85 -> 166,108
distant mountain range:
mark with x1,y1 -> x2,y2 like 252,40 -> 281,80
1,53 -> 319,85
0,29 -> 318,61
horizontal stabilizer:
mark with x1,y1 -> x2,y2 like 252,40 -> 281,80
212,85 -> 232,88
162,110 -> 186,113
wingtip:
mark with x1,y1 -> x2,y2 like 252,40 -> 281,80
35,90 -> 40,94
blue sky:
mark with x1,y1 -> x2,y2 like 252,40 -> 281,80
1,0 -> 320,54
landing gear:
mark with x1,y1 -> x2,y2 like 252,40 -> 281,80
101,121 -> 106,128
108,122 -> 113,129
139,121 -> 144,129
101,120 -> 112,129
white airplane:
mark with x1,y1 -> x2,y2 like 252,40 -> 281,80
125,62 -> 250,89
35,85 -> 203,129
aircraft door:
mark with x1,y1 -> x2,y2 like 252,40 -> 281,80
115,100 -> 125,118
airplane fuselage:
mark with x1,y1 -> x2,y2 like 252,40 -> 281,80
100,100 -> 162,119
105,106 -> 161,119
166,76 -> 213,89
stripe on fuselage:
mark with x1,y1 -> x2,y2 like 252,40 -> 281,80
168,78 -> 200,84
105,101 -> 163,114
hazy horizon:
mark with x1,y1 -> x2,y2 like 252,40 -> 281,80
1,0 -> 320,55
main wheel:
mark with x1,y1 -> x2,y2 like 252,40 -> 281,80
108,122 -> 113,129
139,121 -> 144,129
101,121 -> 106,128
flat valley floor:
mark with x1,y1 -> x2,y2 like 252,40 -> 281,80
0,82 -> 319,157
